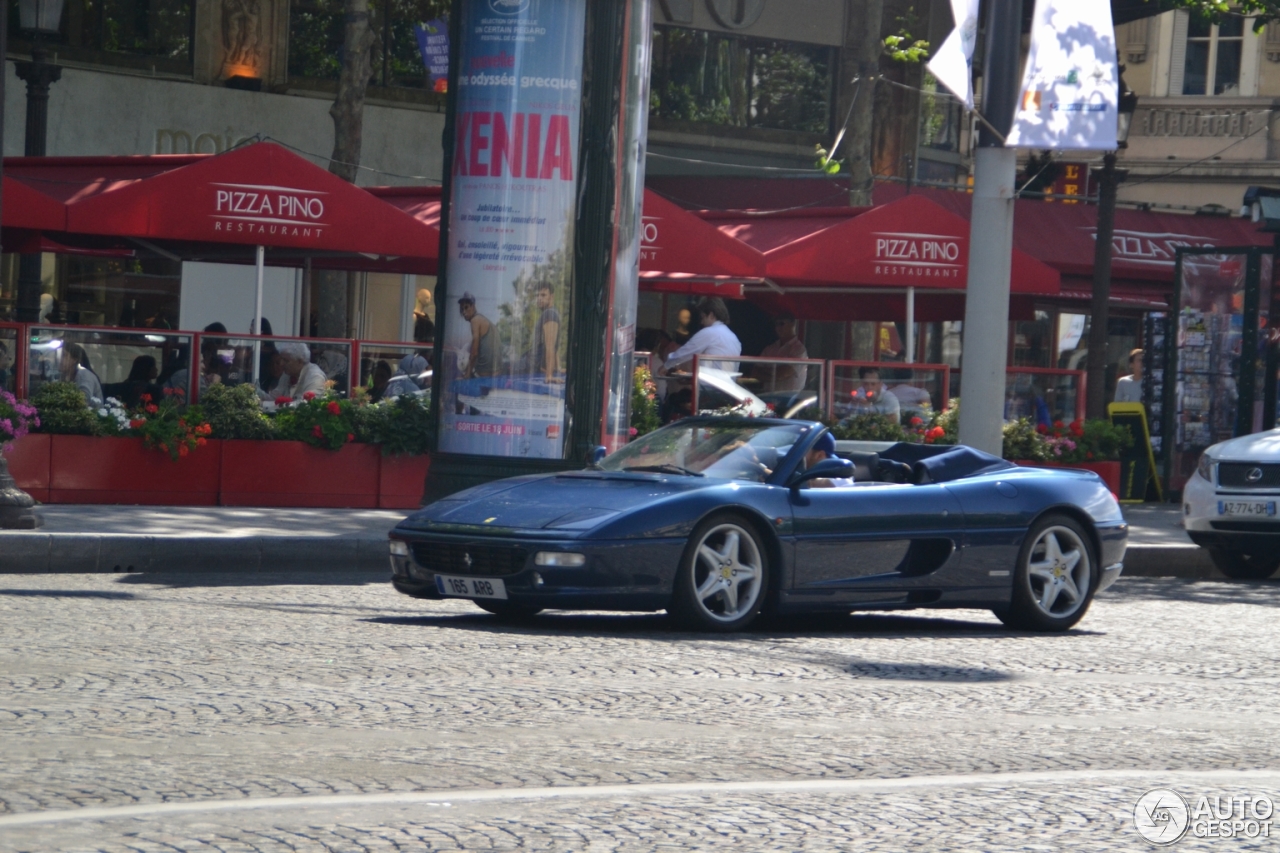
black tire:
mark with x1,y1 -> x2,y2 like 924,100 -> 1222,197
473,600 -> 544,620
996,514 -> 1098,632
670,513 -> 770,632
1207,548 -> 1280,580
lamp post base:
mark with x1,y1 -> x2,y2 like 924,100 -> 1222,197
0,455 -> 44,530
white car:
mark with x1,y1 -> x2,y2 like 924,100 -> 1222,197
1183,428 -> 1280,579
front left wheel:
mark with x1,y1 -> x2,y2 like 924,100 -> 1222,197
670,514 -> 770,632
996,514 -> 1097,632
1207,548 -> 1280,580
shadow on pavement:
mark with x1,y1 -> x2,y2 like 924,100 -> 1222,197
1106,577 -> 1280,607
0,588 -> 137,600
112,568 -> 387,588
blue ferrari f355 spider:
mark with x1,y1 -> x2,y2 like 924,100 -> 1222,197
389,417 -> 1127,632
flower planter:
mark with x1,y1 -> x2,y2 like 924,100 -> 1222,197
1015,459 -> 1121,494
4,433 -> 52,503
48,435 -> 222,505
378,453 -> 431,510
220,439 -> 380,508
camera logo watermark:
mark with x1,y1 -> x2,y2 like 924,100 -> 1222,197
1134,788 -> 1274,845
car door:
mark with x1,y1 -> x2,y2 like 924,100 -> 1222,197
788,482 -> 965,597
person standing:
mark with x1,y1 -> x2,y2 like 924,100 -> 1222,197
661,297 -> 741,373
757,311 -> 809,392
533,282 -> 562,383
459,293 -> 500,379
1114,348 -> 1144,403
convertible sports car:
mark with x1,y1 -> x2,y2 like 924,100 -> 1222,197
389,418 -> 1128,632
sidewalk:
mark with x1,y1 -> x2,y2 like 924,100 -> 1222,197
0,502 -> 1221,578
0,506 -> 409,573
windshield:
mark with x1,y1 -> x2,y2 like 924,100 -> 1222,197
600,421 -> 811,482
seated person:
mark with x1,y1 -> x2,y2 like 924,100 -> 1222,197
268,341 -> 328,401
368,360 -> 394,402
845,366 -> 900,424
802,432 -> 855,488
59,342 -> 103,404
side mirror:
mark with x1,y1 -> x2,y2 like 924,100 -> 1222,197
790,457 -> 854,488
586,445 -> 608,468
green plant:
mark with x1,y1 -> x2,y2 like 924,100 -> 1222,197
1003,418 -> 1050,462
831,412 -> 914,442
127,393 -> 212,461
202,383 -> 275,440
358,394 -> 432,456
274,393 -> 357,450
30,382 -> 99,436
630,366 -> 660,439
1044,418 -> 1134,464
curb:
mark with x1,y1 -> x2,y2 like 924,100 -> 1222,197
1117,544 -> 1219,580
0,535 -> 390,574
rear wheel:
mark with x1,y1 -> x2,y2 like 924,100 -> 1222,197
1207,548 -> 1280,580
473,600 -> 543,620
671,514 -> 770,632
996,514 -> 1096,632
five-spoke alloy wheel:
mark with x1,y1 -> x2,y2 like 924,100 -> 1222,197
672,514 -> 770,631
996,514 -> 1096,632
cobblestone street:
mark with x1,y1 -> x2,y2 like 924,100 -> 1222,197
2,572 -> 1278,851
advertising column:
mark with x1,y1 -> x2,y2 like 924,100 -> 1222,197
439,0 -> 586,459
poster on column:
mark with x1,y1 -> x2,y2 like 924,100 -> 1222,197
439,0 -> 586,459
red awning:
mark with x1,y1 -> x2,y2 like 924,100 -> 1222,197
4,143 -> 439,268
702,194 -> 1061,295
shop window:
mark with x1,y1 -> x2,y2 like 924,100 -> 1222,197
918,73 -> 962,154
1177,13 -> 1248,96
1011,311 -> 1052,367
289,0 -> 449,91
650,26 -> 834,134
802,321 -> 846,362
7,0 -> 193,74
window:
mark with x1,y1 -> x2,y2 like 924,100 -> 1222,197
650,26 -> 834,134
1182,15 -> 1245,95
289,0 -> 449,91
7,0 -> 193,74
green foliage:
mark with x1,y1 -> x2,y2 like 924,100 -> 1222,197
1003,418 -> 1051,462
201,383 -> 275,441
1167,1 -> 1280,28
831,412 -> 915,442
357,394 -> 433,456
814,144 -> 843,175
274,395 -> 358,451
130,396 -> 212,461
884,34 -> 930,63
631,366 -> 661,438
30,382 -> 100,436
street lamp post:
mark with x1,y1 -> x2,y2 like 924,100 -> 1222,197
1085,72 -> 1139,420
13,0 -> 65,323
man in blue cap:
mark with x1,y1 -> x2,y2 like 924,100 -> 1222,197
803,431 -> 856,488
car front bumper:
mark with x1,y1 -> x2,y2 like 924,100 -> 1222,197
1183,469 -> 1280,555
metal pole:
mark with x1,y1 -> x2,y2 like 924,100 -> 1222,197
1085,153 -> 1120,419
905,287 -> 915,364
253,245 -> 265,387
14,38 -> 62,323
957,0 -> 1021,456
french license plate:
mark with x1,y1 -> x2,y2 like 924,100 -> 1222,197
1218,500 -> 1277,518
435,574 -> 507,600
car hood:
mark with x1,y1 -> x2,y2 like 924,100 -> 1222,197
398,471 -> 712,533
1210,428 -> 1280,461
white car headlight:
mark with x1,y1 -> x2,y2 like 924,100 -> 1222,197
1196,453 -> 1215,484
389,540 -> 410,557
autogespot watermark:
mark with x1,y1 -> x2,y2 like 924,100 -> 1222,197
1134,788 -> 1275,845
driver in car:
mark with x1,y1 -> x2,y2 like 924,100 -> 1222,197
803,432 -> 856,488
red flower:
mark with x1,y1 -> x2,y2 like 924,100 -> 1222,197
163,387 -> 174,396
178,445 -> 189,457
158,443 -> 168,453
140,394 -> 152,403
327,401 -> 341,416
346,433 -> 355,442
144,404 -> 159,415
129,419 -> 145,429
303,391 -> 317,401
312,425 -> 324,438
1053,420 -> 1064,429
1036,423 -> 1049,434
196,437 -> 207,447
1086,451 -> 1094,460
910,416 -> 923,427
765,402 -> 776,412
926,426 -> 945,440
275,396 -> 292,406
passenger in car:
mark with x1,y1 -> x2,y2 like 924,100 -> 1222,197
803,432 -> 855,488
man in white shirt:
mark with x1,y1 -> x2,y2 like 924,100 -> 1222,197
756,312 -> 809,393
272,341 -> 328,401
1114,349 -> 1143,403
661,297 -> 742,374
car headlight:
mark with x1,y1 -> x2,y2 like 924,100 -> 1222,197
389,540 -> 410,557
1196,453 -> 1215,484
535,551 -> 586,567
